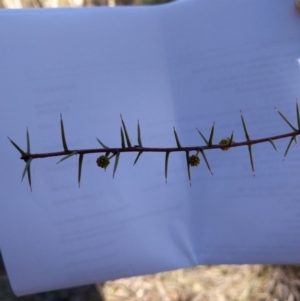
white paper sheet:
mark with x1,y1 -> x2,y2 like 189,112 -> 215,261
1,0 -> 300,296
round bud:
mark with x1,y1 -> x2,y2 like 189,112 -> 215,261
189,154 -> 200,167
219,138 -> 231,151
96,155 -> 110,169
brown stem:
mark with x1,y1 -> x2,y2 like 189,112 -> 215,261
20,130 -> 300,161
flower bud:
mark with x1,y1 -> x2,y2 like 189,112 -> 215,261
189,154 -> 200,167
96,155 -> 110,169
219,138 -> 231,151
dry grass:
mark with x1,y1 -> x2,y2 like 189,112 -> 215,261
101,265 -> 300,301
0,0 -> 171,8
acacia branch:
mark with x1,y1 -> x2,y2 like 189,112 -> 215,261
8,102 -> 300,188
18,129 -> 300,161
